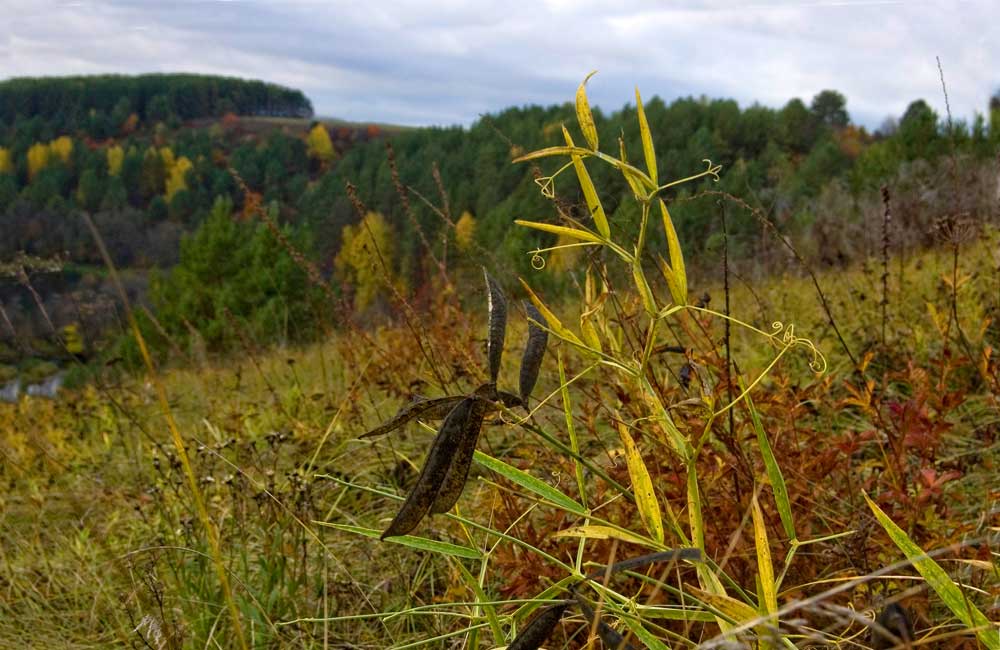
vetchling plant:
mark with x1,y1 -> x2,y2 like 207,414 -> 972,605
326,74 -> 998,649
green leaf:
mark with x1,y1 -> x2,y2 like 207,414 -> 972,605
635,87 -> 658,185
562,125 -> 610,239
318,523 -> 481,559
864,493 -> 999,650
474,450 -> 587,516
576,71 -> 599,151
617,422 -> 664,544
745,387 -> 795,541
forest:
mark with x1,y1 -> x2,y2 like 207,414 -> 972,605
2,73 -> 998,368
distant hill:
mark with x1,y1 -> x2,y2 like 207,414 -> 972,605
0,73 -> 313,135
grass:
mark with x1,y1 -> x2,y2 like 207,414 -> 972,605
1,77 -> 998,649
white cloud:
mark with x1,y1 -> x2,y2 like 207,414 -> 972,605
0,0 -> 995,128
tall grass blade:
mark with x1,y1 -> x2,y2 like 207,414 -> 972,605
320,523 -> 481,559
864,493 -> 999,649
473,450 -> 586,516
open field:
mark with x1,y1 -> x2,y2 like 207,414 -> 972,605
1,224 -> 997,647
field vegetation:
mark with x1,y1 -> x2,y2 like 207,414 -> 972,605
0,75 -> 998,649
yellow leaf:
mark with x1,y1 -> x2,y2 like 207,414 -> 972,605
512,145 -> 593,163
632,259 -> 657,316
514,219 -> 603,244
686,586 -> 757,624
519,279 -> 586,348
751,493 -> 778,619
552,524 -> 661,549
659,199 -> 687,304
617,421 -> 664,544
562,125 -> 610,239
576,71 -> 599,151
635,87 -> 658,185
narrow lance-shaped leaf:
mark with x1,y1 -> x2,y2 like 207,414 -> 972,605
520,302 -> 549,406
617,421 -> 664,544
659,199 -> 687,304
508,602 -> 570,650
635,87 -> 658,185
514,218 -> 603,244
381,399 -> 474,539
359,395 -> 464,439
519,279 -> 584,347
430,389 -> 491,514
751,493 -> 778,626
562,125 -> 610,239
576,71 -> 599,151
484,269 -> 507,383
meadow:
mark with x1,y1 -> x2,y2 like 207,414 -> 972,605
1,79 -> 998,649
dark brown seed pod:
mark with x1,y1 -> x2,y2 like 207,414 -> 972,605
584,548 -> 702,581
430,384 -> 494,514
507,602 -> 570,650
380,398 -> 475,539
359,395 -> 465,439
519,302 -> 548,406
871,602 -> 914,650
484,269 -> 508,384
574,594 -> 638,650
496,390 -> 524,409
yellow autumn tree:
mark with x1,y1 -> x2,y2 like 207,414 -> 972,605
165,156 -> 193,201
27,143 -> 50,179
49,136 -> 73,164
159,146 -> 176,170
0,147 -> 12,174
334,211 -> 396,312
306,123 -> 336,166
107,145 -> 124,176
454,210 -> 477,251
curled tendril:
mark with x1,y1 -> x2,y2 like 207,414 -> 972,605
534,175 -> 556,199
530,251 -> 546,270
767,321 -> 827,373
702,159 -> 723,182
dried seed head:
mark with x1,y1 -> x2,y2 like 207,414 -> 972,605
430,390 -> 491,514
359,395 -> 465,439
871,602 -> 914,650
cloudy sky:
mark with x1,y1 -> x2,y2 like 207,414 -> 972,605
1,0 -> 996,129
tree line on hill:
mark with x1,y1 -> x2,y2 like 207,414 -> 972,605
1,73 -> 999,363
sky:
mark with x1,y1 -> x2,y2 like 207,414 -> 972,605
1,0 -> 996,130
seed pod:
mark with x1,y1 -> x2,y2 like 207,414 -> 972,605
496,390 -> 524,409
574,594 -> 638,650
430,385 -> 494,514
871,602 -> 914,650
508,602 -> 570,650
381,398 -> 475,539
484,269 -> 507,384
519,302 -> 548,406
584,548 -> 702,581
359,395 -> 465,439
